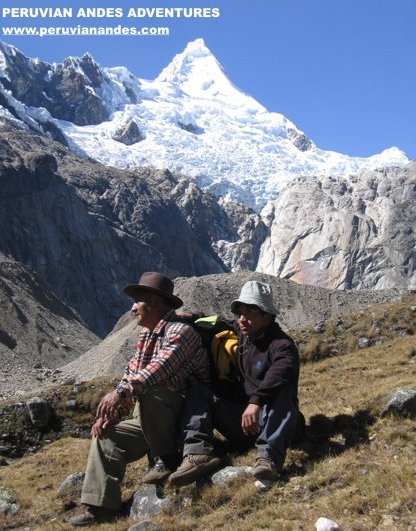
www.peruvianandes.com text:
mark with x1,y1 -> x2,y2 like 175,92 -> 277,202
2,25 -> 171,37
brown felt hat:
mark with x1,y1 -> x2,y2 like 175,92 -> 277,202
123,272 -> 183,309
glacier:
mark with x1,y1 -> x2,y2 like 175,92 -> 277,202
0,38 -> 410,211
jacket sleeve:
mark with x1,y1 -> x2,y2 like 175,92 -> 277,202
247,339 -> 299,406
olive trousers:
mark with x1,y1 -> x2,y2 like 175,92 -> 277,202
80,387 -> 183,510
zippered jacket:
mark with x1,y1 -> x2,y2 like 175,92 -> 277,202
237,321 -> 299,407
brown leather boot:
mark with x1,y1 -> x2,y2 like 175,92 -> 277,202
168,454 -> 222,487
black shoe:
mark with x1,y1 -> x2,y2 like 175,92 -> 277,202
66,505 -> 118,527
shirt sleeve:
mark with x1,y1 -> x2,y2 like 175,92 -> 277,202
117,337 -> 145,397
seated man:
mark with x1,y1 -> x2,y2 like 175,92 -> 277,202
68,272 -> 209,527
169,280 -> 300,487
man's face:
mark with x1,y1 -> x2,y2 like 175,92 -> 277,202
235,303 -> 271,339
131,292 -> 158,330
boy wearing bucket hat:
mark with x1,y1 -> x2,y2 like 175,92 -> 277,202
68,272 -> 210,527
169,280 -> 300,488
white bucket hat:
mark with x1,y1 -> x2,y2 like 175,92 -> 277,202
230,281 -> 277,315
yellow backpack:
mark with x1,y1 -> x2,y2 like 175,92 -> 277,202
210,329 -> 239,381
195,316 -> 239,383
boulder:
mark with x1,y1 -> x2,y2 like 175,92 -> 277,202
0,487 -> 17,504
57,472 -> 85,497
381,388 -> 416,417
25,397 -> 52,428
315,517 -> 340,530
210,466 -> 253,486
130,485 -> 171,518
358,337 -> 370,348
128,521 -> 163,531
0,500 -> 19,516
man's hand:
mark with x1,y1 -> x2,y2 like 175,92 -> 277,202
95,390 -> 123,421
91,416 -> 111,437
241,403 -> 261,436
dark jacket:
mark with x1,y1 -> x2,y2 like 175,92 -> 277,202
237,321 -> 299,407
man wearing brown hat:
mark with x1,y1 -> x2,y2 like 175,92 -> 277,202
68,272 -> 210,527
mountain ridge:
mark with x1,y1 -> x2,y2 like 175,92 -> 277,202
0,38 -> 410,211
0,38 -> 414,302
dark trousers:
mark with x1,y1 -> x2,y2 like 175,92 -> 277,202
256,385 -> 299,468
182,385 -> 298,470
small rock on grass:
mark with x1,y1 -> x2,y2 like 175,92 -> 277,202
211,465 -> 253,486
0,487 -> 17,503
0,500 -> 19,516
315,517 -> 340,530
56,472 -> 85,496
254,479 -> 273,492
128,520 -> 163,531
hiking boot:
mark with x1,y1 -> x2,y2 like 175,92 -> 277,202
142,457 -> 172,485
168,454 -> 222,487
253,457 -> 279,481
66,505 -> 118,527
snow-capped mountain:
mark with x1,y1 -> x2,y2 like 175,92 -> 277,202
0,39 -> 414,298
0,38 -> 409,211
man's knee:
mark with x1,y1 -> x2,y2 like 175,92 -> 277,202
260,391 -> 299,445
89,429 -> 123,459
89,418 -> 148,461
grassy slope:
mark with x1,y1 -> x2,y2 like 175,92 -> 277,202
0,296 -> 415,530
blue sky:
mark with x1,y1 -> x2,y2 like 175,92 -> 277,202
1,0 -> 415,159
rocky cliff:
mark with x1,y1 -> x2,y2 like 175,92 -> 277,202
0,124 -> 265,336
0,251 -> 98,398
257,164 -> 416,290
0,43 -> 120,131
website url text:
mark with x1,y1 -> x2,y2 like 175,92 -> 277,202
2,25 -> 170,37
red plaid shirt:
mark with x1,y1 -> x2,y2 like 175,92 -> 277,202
117,310 -> 209,398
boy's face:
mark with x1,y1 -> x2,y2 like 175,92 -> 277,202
235,303 -> 271,339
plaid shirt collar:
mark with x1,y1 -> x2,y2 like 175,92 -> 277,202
141,309 -> 177,339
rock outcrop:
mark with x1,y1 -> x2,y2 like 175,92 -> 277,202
0,251 -> 99,397
0,43 -> 114,127
258,163 -> 416,290
381,388 -> 416,417
112,120 -> 145,145
0,125 -> 265,336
